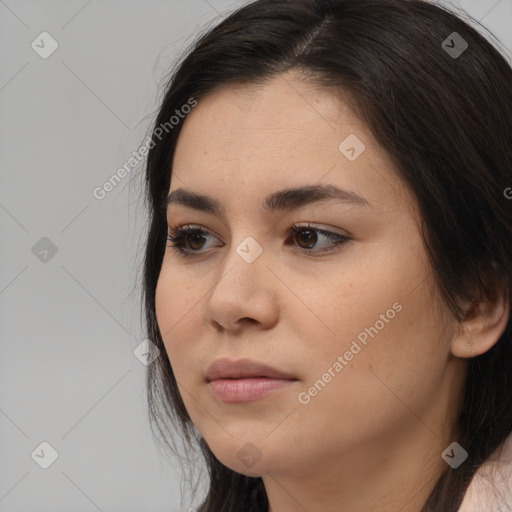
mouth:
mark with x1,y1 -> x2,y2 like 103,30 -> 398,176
205,358 -> 298,403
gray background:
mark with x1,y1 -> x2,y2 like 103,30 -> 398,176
0,1 -> 510,511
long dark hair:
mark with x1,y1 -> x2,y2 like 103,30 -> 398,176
141,1 -> 512,510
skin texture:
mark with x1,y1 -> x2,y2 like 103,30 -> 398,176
154,72 -> 509,512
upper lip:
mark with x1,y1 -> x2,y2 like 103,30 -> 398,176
206,358 -> 297,381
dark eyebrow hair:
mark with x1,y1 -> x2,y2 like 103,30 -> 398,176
164,184 -> 370,216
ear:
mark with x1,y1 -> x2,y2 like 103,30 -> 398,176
451,281 -> 510,358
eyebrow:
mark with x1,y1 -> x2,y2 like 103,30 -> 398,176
164,184 -> 370,216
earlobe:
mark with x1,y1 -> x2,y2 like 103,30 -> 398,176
451,331 -> 478,358
450,286 -> 510,359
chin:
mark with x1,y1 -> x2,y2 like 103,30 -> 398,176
204,436 -> 280,476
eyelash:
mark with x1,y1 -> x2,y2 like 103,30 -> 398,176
166,222 -> 350,258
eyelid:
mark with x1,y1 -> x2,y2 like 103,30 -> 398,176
168,221 -> 348,238
291,221 -> 349,237
166,222 -> 351,258
168,223 -> 219,241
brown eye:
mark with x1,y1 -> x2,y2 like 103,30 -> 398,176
294,228 -> 318,249
289,224 -> 350,254
166,225 -> 219,256
167,223 -> 350,258
188,232 -> 207,250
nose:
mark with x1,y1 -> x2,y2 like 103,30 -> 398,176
203,240 -> 279,333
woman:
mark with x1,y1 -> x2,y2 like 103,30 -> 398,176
141,0 -> 512,510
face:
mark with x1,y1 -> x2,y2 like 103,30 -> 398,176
155,72 -> 463,481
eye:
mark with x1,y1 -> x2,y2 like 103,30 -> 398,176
288,222 -> 349,254
166,224 -> 219,256
166,222 -> 350,258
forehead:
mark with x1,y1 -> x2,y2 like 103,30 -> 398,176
174,74 -> 360,161
170,73 -> 414,217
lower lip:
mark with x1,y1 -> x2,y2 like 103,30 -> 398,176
208,378 -> 296,402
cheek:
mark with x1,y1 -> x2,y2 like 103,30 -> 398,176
288,310 -> 449,463
303,283 -> 448,426
288,241 -> 450,416
154,268 -> 200,372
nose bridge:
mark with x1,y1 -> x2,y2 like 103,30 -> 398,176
221,209 -> 268,267
216,231 -> 266,292
204,230 -> 279,329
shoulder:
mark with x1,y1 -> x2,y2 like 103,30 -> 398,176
458,433 -> 512,511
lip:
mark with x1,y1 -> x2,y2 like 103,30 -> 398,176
206,357 -> 296,381
206,358 -> 298,403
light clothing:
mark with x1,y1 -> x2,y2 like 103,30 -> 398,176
458,432 -> 512,511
